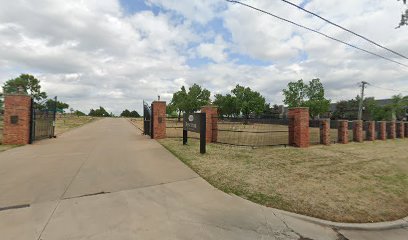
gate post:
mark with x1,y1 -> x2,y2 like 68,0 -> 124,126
353,120 -> 363,142
3,93 -> 32,145
151,101 -> 166,139
201,105 -> 218,143
396,122 -> 405,139
378,121 -> 387,140
387,121 -> 396,139
288,107 -> 309,148
365,121 -> 376,141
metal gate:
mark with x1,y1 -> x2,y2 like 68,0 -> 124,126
30,97 -> 57,143
143,100 -> 152,137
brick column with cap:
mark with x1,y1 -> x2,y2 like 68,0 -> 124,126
387,121 -> 396,139
288,108 -> 309,148
396,122 -> 405,139
378,121 -> 387,140
353,120 -> 363,142
201,105 -> 218,143
3,94 -> 32,145
365,121 -> 375,141
337,120 -> 348,144
320,119 -> 330,145
151,101 -> 166,139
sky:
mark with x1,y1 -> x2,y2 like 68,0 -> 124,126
0,0 -> 407,114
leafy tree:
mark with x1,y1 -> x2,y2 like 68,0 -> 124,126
0,92 -> 3,112
120,109 -> 131,117
389,94 -> 408,120
304,79 -> 330,118
170,83 -> 211,120
396,0 -> 408,28
2,74 -> 47,101
282,80 -> 307,108
120,109 -> 140,118
213,93 -> 239,118
45,99 -> 69,112
88,106 -> 110,117
74,110 -> 86,116
283,79 -> 330,118
231,85 -> 266,119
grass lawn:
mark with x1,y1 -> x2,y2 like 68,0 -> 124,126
55,115 -> 96,135
159,138 -> 408,223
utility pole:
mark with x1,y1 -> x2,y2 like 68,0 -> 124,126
358,81 -> 368,120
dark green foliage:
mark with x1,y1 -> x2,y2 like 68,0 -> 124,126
45,99 -> 69,112
74,110 -> 86,116
231,85 -> 266,118
283,78 -> 330,118
213,93 -> 240,117
2,74 -> 47,101
89,107 -> 110,117
170,83 -> 211,119
120,109 -> 140,117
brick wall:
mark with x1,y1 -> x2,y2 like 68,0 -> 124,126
288,108 -> 309,148
151,101 -> 166,139
3,94 -> 32,145
337,120 -> 348,144
201,106 -> 218,143
353,120 -> 363,142
319,119 -> 330,145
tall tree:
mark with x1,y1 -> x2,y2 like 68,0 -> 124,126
213,93 -> 239,118
2,74 -> 47,101
170,84 -> 211,120
88,107 -> 110,117
283,79 -> 330,118
231,85 -> 266,119
304,78 -> 330,118
45,99 -> 69,112
397,0 -> 408,28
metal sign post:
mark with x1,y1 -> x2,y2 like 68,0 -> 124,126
183,112 -> 206,154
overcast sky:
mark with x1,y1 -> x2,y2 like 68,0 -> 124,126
0,0 -> 407,114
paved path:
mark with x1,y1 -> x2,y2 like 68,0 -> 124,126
0,118 -> 406,240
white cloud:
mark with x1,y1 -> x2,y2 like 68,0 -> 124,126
0,0 -> 407,115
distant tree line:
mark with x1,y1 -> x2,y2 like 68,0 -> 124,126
120,109 -> 140,118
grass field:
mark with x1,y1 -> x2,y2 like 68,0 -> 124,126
159,138 -> 408,223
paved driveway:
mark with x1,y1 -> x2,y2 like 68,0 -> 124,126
0,118 -> 406,240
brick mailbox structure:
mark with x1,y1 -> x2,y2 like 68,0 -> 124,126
201,105 -> 218,143
353,120 -> 363,142
365,121 -> 376,141
396,122 -> 405,139
319,119 -> 330,145
151,101 -> 166,139
288,108 -> 309,148
3,93 -> 32,145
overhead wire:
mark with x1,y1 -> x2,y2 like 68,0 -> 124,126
225,0 -> 408,68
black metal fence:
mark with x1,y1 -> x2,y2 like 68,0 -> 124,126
143,101 -> 152,137
214,117 -> 290,147
30,98 -> 57,143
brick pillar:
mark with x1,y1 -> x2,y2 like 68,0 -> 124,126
396,122 -> 405,139
337,120 -> 348,144
319,119 -> 330,145
387,121 -> 396,139
353,120 -> 363,142
378,121 -> 387,140
201,105 -> 218,143
405,122 -> 408,138
3,94 -> 32,145
151,101 -> 166,139
365,121 -> 375,141
288,108 -> 309,148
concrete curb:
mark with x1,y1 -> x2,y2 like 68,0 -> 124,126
272,208 -> 408,231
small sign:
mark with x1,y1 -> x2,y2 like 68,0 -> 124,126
10,116 -> 19,124
183,113 -> 201,133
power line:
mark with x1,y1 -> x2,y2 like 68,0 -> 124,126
368,83 -> 408,94
280,0 -> 408,61
225,0 -> 408,68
